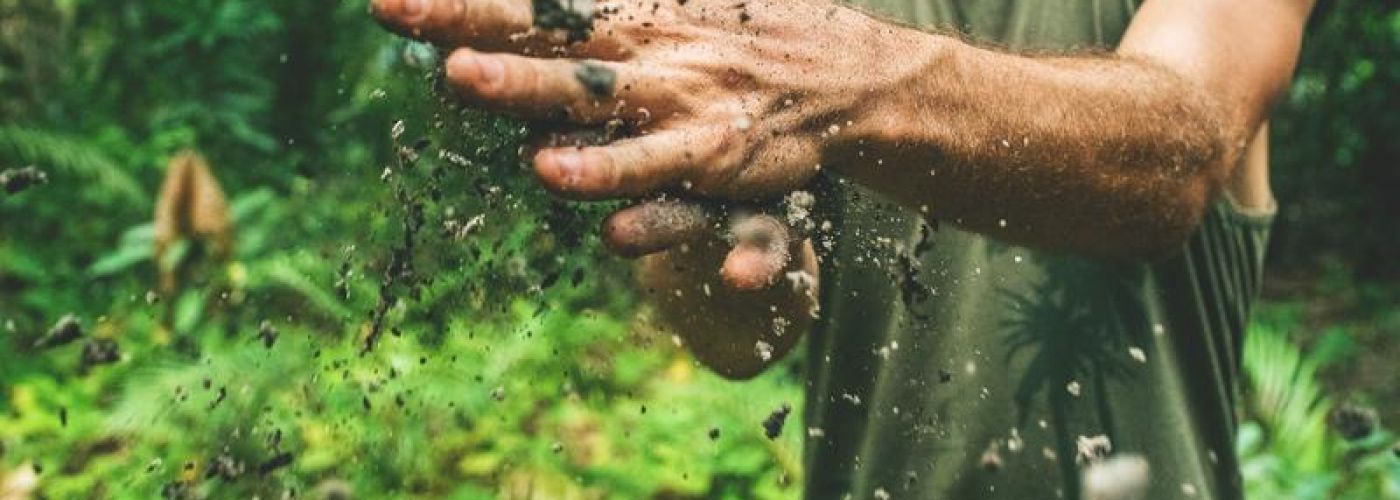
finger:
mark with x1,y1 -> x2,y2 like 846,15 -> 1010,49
444,49 -> 667,123
533,126 -> 721,200
721,213 -> 792,291
371,0 -> 622,57
602,199 -> 712,258
371,0 -> 531,51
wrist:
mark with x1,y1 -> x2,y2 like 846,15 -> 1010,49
825,29 -> 958,181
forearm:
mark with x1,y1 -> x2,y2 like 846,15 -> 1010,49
832,31 -> 1243,259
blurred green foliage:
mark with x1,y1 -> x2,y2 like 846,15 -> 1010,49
0,0 -> 1396,498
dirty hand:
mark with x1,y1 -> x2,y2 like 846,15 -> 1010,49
371,0 -> 906,286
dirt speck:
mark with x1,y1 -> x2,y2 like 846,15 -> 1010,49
0,166 -> 48,194
79,338 -> 121,371
1329,403 -> 1378,441
761,403 -> 792,439
257,319 -> 278,349
980,441 -> 1003,471
33,314 -> 83,349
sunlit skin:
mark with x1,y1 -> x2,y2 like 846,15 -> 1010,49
372,0 -> 1313,377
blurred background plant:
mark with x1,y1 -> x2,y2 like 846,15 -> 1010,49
0,0 -> 1395,498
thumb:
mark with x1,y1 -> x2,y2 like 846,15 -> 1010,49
721,213 -> 792,291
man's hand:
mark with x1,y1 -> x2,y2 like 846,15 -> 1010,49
372,0 -> 906,201
604,200 -> 819,378
372,0 -> 869,376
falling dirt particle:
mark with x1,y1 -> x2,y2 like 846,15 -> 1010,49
873,488 -> 890,500
205,454 -> 243,480
259,452 -> 294,475
1180,483 -> 1198,496
783,191 -> 816,232
551,442 -> 564,453
762,403 -> 792,439
708,427 -> 721,440
0,166 -> 48,194
1128,347 -> 1146,363
258,320 -> 278,349
1006,428 -> 1024,452
33,314 -> 83,349
59,406 -> 68,427
208,386 -> 227,410
1066,380 -> 1082,397
79,338 -> 121,370
1329,403 -> 1378,441
754,340 -> 774,361
1075,435 -> 1113,465
491,386 -> 506,402
939,369 -> 953,383
980,441 -> 1003,472
1081,454 -> 1150,500
574,61 -> 616,98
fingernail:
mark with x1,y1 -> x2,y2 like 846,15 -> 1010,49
402,0 -> 425,17
475,56 -> 504,87
550,150 -> 583,187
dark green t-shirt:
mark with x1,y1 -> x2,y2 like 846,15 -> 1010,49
802,2 -> 1275,499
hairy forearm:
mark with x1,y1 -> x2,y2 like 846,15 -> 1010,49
833,32 -> 1244,259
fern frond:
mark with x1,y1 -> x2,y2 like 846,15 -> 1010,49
0,124 -> 147,203
1243,323 -> 1335,471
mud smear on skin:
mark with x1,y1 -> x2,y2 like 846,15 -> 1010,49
574,61 -> 617,98
533,0 -> 595,42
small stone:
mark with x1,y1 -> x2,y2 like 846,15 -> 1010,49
1066,380 -> 1082,397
